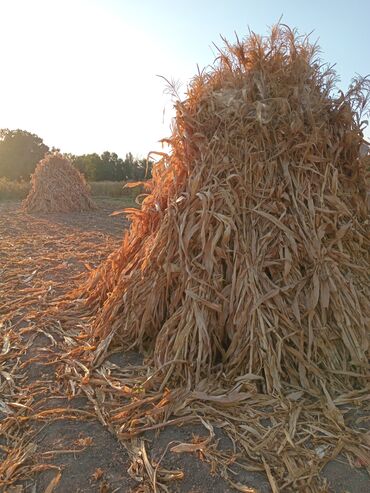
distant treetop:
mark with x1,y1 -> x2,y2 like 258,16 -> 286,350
0,129 -> 152,182
0,129 -> 49,180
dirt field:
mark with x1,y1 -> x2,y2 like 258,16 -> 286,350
0,199 -> 369,493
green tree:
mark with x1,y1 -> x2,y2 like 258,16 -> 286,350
72,153 -> 102,181
138,158 -> 153,180
71,151 -> 153,182
100,151 -> 124,181
0,129 -> 49,180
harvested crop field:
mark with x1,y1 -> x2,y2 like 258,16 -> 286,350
0,199 -> 369,493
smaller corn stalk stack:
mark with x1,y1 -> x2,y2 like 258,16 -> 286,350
22,153 -> 96,213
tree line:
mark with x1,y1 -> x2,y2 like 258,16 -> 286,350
0,129 -> 152,181
70,151 -> 152,181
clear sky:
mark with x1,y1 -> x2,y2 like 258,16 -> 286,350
0,0 -> 369,157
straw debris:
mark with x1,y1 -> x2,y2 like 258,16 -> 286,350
22,153 -> 96,213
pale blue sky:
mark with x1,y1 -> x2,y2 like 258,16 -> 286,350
0,0 -> 369,156
112,0 -> 370,88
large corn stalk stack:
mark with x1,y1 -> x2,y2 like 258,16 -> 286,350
72,26 -> 369,490
23,153 -> 96,212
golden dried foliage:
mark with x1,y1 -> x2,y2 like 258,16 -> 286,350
66,25 -> 370,491
82,26 -> 369,393
22,153 -> 96,213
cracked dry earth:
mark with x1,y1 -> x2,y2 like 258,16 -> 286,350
0,199 -> 369,493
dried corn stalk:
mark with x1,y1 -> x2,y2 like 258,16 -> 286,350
23,153 -> 96,213
68,25 -> 370,491
81,26 -> 369,393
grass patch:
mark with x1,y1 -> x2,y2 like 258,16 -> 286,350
89,181 -> 146,198
0,178 -> 30,200
89,181 -> 126,197
0,179 -> 147,203
95,196 -> 139,209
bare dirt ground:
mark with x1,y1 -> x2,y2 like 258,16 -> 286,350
0,199 -> 369,493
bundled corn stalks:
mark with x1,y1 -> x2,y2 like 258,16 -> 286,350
83,26 -> 369,393
69,26 -> 370,490
22,153 -> 96,213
